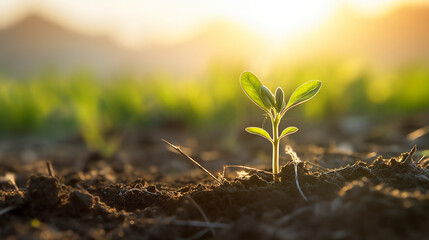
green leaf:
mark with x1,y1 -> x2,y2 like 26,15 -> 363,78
245,127 -> 273,142
259,85 -> 275,109
285,80 -> 322,110
240,72 -> 269,112
275,87 -> 285,112
279,127 -> 298,140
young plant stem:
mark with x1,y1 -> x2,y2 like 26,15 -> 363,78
272,115 -> 280,183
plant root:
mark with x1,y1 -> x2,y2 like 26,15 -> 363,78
285,146 -> 309,201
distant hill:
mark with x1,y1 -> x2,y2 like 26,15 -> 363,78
1,6 -> 429,78
0,13 -> 261,78
0,14 -> 143,77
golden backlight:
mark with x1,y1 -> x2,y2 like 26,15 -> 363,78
0,0 -> 418,47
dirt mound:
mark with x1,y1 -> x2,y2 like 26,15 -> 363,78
1,149 -> 429,239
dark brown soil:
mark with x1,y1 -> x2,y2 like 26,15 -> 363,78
2,115 -> 429,239
1,146 -> 429,240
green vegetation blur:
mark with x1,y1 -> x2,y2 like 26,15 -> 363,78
1,61 -> 429,154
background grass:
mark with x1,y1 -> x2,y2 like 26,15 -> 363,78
1,61 -> 428,154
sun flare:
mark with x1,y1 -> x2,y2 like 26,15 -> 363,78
0,0 -> 413,47
229,1 -> 337,43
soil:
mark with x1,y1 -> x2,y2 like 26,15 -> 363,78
1,117 -> 429,240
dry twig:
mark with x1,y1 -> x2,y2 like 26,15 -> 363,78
303,161 -> 329,171
182,228 -> 211,240
125,188 -> 159,196
186,195 -> 216,237
403,145 -> 417,164
220,165 -> 273,182
141,218 -> 230,229
0,206 -> 16,216
417,155 -> 426,164
0,173 -> 23,197
162,139 -> 220,184
46,161 -> 55,177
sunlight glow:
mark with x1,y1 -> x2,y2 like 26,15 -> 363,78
228,1 -> 337,43
348,0 -> 399,16
0,0 -> 420,47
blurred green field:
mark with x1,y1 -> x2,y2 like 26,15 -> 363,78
1,61 -> 429,154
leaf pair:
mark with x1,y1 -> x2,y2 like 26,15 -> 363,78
240,72 -> 322,115
260,86 -> 286,113
245,126 -> 298,143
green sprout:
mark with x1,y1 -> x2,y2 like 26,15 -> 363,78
240,72 -> 322,183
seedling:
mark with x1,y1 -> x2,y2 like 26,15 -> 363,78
240,72 -> 321,182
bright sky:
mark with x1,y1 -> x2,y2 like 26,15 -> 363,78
0,0 -> 425,48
